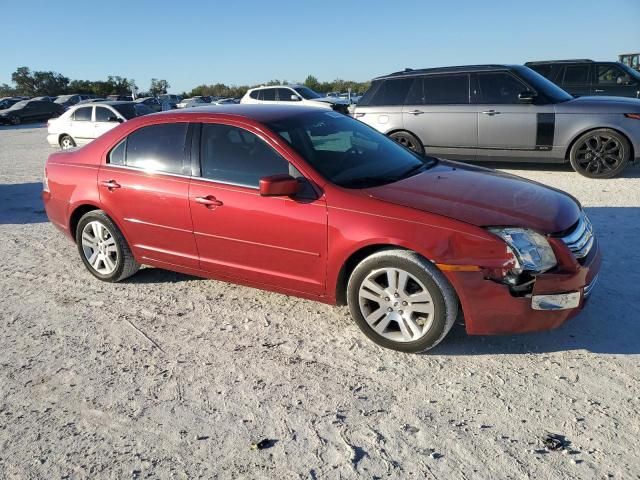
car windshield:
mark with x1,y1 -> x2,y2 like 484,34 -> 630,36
111,103 -> 138,119
54,95 -> 73,104
293,87 -> 322,100
7,100 -> 28,110
515,66 -> 574,103
266,110 -> 436,188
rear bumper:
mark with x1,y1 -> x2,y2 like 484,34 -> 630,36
46,133 -> 59,147
444,238 -> 602,335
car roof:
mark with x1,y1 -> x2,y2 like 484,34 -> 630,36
373,64 -> 521,80
152,104 -> 324,122
249,84 -> 303,91
525,59 -> 594,65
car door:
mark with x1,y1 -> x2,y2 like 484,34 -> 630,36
594,63 -> 639,97
189,121 -> 327,295
475,71 -> 552,160
558,64 -> 592,97
97,122 -> 200,269
70,106 -> 96,144
402,74 -> 477,161
94,106 -> 122,139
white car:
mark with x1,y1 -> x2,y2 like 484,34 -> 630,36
47,102 -> 140,149
176,97 -> 209,108
240,85 -> 350,113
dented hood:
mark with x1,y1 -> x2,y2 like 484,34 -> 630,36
364,161 -> 581,234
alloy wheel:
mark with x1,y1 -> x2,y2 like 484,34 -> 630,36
81,221 -> 118,275
61,137 -> 75,149
358,267 -> 435,343
575,134 -> 624,176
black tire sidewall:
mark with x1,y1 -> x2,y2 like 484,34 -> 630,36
390,131 -> 425,155
60,135 -> 75,149
75,212 -> 126,282
347,253 -> 448,353
570,129 -> 630,179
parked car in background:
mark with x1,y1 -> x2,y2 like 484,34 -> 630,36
241,85 -> 350,113
77,98 -> 107,105
354,64 -> 640,178
107,94 -> 134,102
176,97 -> 209,108
32,96 -> 54,102
42,105 -> 600,353
212,97 -> 239,105
158,94 -> 181,109
54,94 -> 93,109
135,97 -> 162,112
619,53 -> 639,72
0,97 -> 21,110
47,101 -> 151,149
525,59 -> 640,98
0,99 -> 65,125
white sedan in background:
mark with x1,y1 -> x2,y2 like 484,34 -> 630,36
47,101 -> 149,149
176,97 -> 209,108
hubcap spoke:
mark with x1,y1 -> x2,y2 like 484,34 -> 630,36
82,221 -> 118,275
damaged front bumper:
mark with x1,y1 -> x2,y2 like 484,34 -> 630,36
442,237 -> 602,335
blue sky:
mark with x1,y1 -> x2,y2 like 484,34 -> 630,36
1,0 -> 639,93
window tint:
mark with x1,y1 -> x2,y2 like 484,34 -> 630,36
108,139 -> 126,165
200,124 -> 289,187
562,65 -> 590,85
477,72 -> 528,104
125,123 -> 188,174
597,64 -> 628,85
528,64 -> 552,79
95,107 -> 115,122
366,78 -> 413,106
249,90 -> 259,99
73,107 -> 92,121
260,88 -> 276,101
276,88 -> 296,101
405,74 -> 469,105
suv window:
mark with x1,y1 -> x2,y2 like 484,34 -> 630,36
249,90 -> 259,100
117,123 -> 188,174
95,107 -> 114,122
597,64 -> 628,85
562,65 -> 590,85
476,72 -> 528,104
406,74 -> 469,104
259,88 -> 276,101
276,88 -> 296,101
200,123 -> 289,187
73,106 -> 92,121
528,64 -> 553,79
366,78 -> 413,106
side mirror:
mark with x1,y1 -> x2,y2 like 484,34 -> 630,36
518,90 -> 537,104
290,95 -> 301,101
259,174 -> 299,197
108,116 -> 124,123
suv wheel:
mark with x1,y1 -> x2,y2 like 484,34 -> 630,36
389,131 -> 424,155
76,210 -> 140,282
569,128 -> 630,179
347,249 -> 458,353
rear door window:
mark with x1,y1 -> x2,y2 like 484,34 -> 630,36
73,106 -> 92,121
365,78 -> 413,106
476,72 -> 528,104
406,74 -> 469,104
562,65 -> 590,85
260,88 -> 276,101
115,123 -> 189,174
276,88 -> 296,101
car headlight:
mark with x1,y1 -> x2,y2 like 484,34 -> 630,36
489,228 -> 557,274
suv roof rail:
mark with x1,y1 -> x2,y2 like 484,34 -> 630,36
525,59 -> 593,65
380,64 -> 510,79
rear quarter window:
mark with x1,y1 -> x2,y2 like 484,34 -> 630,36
359,78 -> 412,106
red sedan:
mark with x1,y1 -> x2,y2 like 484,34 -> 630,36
42,105 -> 601,352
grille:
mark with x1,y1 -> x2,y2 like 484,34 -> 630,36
559,213 -> 594,260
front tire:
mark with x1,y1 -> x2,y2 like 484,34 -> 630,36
60,135 -> 76,150
76,210 -> 140,282
10,115 -> 20,125
347,249 -> 458,353
389,131 -> 424,155
569,128 -> 630,179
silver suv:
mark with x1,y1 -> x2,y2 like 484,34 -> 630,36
354,64 -> 640,178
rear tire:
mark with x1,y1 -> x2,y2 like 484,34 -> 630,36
347,249 -> 458,353
10,115 -> 20,125
569,128 -> 630,179
389,131 -> 424,155
76,210 -> 140,282
59,135 -> 76,150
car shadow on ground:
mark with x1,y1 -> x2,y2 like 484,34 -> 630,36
0,182 -> 47,224
432,206 -> 640,356
0,122 -> 46,130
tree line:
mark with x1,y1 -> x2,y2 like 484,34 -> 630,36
0,67 -> 370,99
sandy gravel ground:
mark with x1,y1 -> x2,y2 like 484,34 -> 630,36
0,124 -> 639,479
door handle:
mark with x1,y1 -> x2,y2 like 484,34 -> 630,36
594,89 -> 604,93
407,109 -> 424,115
195,195 -> 223,207
100,180 -> 121,190
481,110 -> 501,115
